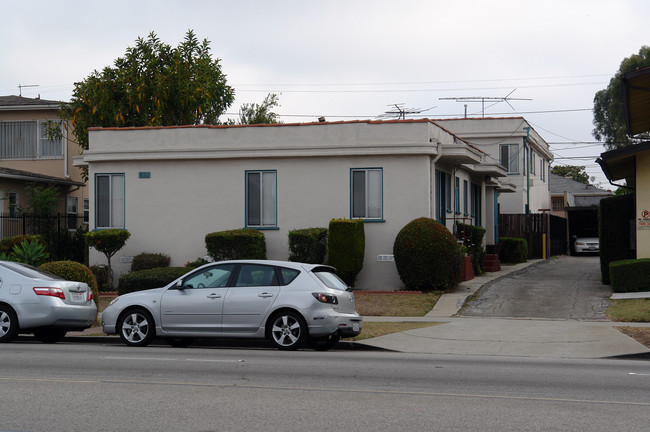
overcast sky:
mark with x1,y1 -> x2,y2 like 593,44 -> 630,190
2,0 -> 649,186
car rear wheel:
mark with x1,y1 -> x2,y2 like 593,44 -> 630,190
0,305 -> 19,343
268,311 -> 306,350
308,334 -> 340,351
118,309 -> 155,347
33,328 -> 67,344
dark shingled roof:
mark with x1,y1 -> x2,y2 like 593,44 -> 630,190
0,167 -> 84,187
0,95 -> 63,107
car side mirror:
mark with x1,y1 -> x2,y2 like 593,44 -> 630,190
176,280 -> 186,290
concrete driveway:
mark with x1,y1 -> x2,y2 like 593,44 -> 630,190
461,256 -> 611,320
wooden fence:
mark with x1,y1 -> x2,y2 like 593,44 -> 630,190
499,213 -> 550,259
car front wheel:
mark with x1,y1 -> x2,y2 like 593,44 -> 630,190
268,311 -> 306,350
0,305 -> 19,343
118,309 -> 155,347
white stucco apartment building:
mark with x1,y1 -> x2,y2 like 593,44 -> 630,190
437,117 -> 553,214
77,119 -> 513,290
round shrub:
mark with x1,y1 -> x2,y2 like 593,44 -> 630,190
118,267 -> 189,295
393,217 -> 464,292
131,252 -> 171,272
40,260 -> 100,307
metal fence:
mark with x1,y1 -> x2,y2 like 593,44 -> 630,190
0,213 -> 87,239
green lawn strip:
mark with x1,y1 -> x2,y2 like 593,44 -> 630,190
607,299 -> 650,322
354,291 -> 441,317
343,322 -> 443,341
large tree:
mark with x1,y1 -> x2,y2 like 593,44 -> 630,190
60,30 -> 235,150
551,165 -> 589,184
234,93 -> 282,125
593,45 -> 650,150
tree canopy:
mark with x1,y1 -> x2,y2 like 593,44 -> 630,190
551,165 -> 589,184
592,45 -> 650,150
234,93 -> 282,125
60,30 -> 235,150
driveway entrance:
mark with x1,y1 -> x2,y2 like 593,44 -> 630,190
461,256 -> 611,320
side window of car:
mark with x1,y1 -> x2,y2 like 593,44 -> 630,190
235,264 -> 279,287
279,268 -> 300,285
183,264 -> 235,289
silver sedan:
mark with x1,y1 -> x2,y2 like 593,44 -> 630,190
102,260 -> 362,350
0,261 -> 97,343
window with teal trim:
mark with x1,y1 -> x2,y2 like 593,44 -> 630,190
246,170 -> 277,228
96,173 -> 125,229
455,177 -> 460,214
500,144 -> 519,173
463,180 -> 468,216
351,168 -> 383,220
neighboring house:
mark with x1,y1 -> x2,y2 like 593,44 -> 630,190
0,95 -> 87,235
77,119 -> 513,289
549,173 -> 611,254
435,117 -> 553,214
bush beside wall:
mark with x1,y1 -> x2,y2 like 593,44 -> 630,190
40,260 -> 99,307
499,237 -> 528,263
117,267 -> 189,295
205,229 -> 267,261
609,259 -> 650,293
288,227 -> 327,264
456,222 -> 487,275
599,194 -> 635,284
327,219 -> 364,287
131,253 -> 171,272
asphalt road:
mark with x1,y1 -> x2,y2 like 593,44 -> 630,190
1,340 -> 649,431
461,256 -> 611,319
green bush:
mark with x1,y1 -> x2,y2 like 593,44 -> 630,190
90,264 -> 111,292
131,252 -> 171,272
288,227 -> 327,264
118,267 -> 189,295
0,235 -> 44,255
456,222 -> 486,275
40,261 -> 99,308
205,229 -> 266,261
327,219 -> 365,287
86,229 -> 131,289
393,217 -> 464,292
12,239 -> 49,266
185,257 -> 210,269
609,259 -> 650,293
599,194 -> 635,284
499,237 -> 528,263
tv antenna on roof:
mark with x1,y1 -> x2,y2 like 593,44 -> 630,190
18,84 -> 39,97
378,103 -> 435,120
439,89 -> 531,118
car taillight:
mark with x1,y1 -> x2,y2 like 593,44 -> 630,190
312,292 -> 338,304
33,287 -> 66,300
88,290 -> 94,301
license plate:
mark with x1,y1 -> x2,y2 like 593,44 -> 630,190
71,293 -> 85,303
352,322 -> 360,332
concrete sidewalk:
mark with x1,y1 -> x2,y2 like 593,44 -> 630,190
357,259 -> 650,358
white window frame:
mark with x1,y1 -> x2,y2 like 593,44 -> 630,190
351,168 -> 383,220
246,170 -> 277,228
95,173 -> 125,229
0,120 -> 63,160
83,198 -> 89,223
8,192 -> 18,218
500,144 -> 519,174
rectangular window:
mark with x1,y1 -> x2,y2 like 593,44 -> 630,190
463,180 -> 468,216
471,183 -> 482,226
83,198 -> 89,223
96,174 -> 125,229
246,170 -> 277,227
500,144 -> 519,173
455,177 -> 460,214
67,196 -> 78,229
351,168 -> 382,220
540,159 -> 545,181
8,192 -> 18,218
552,198 -> 564,211
530,151 -> 536,174
0,120 -> 62,159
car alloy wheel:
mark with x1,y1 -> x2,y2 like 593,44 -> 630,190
269,311 -> 306,350
118,309 -> 155,347
0,306 -> 19,343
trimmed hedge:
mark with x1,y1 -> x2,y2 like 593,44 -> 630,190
117,267 -> 189,295
327,219 -> 364,287
40,261 -> 99,308
609,259 -> 650,293
205,229 -> 267,261
393,217 -> 464,292
131,253 -> 171,272
288,227 -> 327,264
499,237 -> 528,263
456,222 -> 487,275
599,194 -> 635,284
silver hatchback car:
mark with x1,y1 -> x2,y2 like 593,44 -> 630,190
0,261 -> 97,343
102,260 -> 362,350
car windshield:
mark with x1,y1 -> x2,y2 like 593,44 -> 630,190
313,268 -> 349,291
0,262 -> 64,280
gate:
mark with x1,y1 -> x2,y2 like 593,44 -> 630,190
499,213 -> 550,259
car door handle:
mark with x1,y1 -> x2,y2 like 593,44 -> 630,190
207,293 -> 222,299
258,292 -> 274,298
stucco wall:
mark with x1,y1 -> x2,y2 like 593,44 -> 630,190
636,151 -> 650,259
